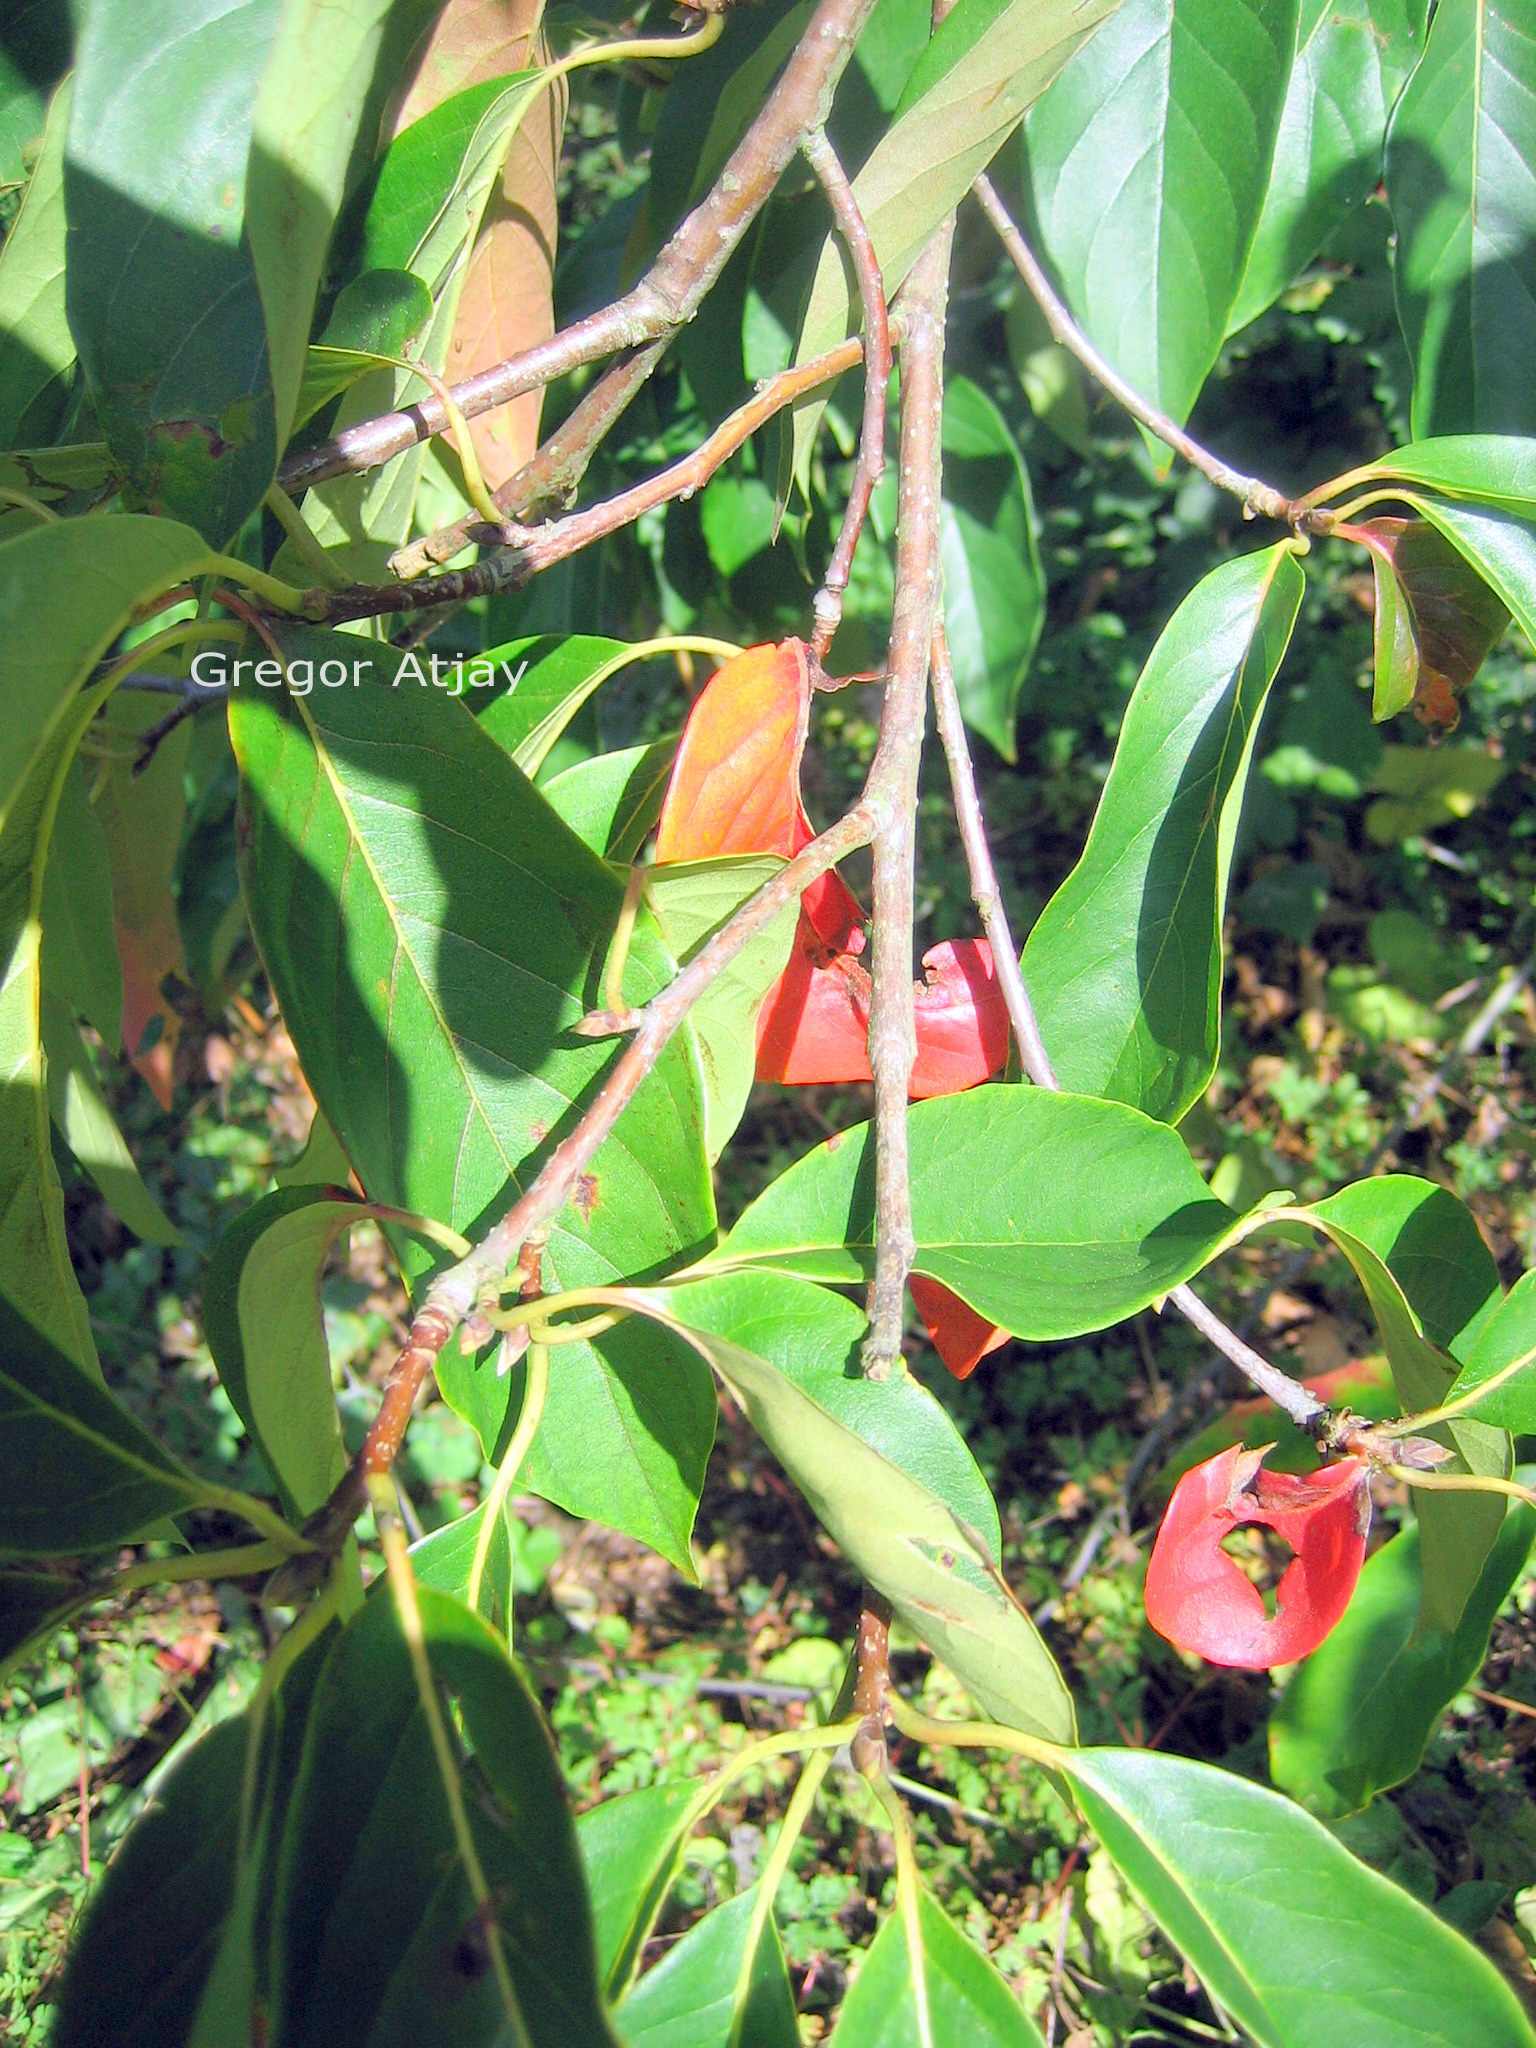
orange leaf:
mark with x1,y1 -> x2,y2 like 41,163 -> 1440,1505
909,1274 -> 1008,1380
655,641 -> 814,862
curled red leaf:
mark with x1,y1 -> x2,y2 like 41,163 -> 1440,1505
908,1275 -> 1009,1380
1143,1444 -> 1370,1670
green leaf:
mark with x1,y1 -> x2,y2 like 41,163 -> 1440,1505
1270,1499 -> 1536,1817
64,0 -> 285,541
0,1563 -> 94,1681
0,75 -> 71,447
648,856 -> 798,1163
1333,432 -> 1536,517
51,1715 -> 248,2048
269,1585 -> 619,2048
1251,1177 -> 1508,1635
1063,1747 -> 1536,2048
41,760 -> 121,1047
0,1 -> 71,189
789,0 -> 1120,490
1412,496 -> 1536,651
1386,0 -> 1536,437
1230,0 -> 1424,334
231,628 -> 716,1570
308,68 -> 546,550
542,740 -> 678,862
662,1271 -> 1001,1555
626,1285 -> 1076,1743
939,378 -> 1043,762
41,993 -> 181,1246
710,1088 -> 1239,1341
0,1288 -> 221,1554
1363,737 -> 1504,843
830,1887 -> 1047,2047
1353,514 -> 1511,725
1022,545 -> 1304,1121
247,0 -> 440,447
293,270 -> 434,431
410,1502 -> 513,1635
577,1782 -> 699,2000
0,515 -> 207,1372
619,1887 -> 798,2048
1020,0 -> 1299,443
1447,1269 -> 1536,1428
472,634 -> 632,774
202,1186 -> 356,1520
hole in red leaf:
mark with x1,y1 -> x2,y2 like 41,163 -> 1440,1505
1219,1523 -> 1297,1620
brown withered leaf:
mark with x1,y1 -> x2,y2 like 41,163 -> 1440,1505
1355,516 -> 1510,733
391,0 -> 564,492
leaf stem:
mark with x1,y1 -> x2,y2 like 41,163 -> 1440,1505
884,1690 -> 1068,1771
467,1340 -> 550,1618
728,1751 -> 833,2048
109,1539 -> 292,1595
973,174 -> 1323,533
1388,1467 -> 1536,1514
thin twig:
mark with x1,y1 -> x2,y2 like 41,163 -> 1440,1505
860,229 -> 953,1378
279,0 -> 881,497
1165,1283 -> 1327,1432
304,337 -> 869,619
803,127 -> 891,659
302,803 -> 877,1553
973,175 -> 1326,533
929,622 -> 1057,1087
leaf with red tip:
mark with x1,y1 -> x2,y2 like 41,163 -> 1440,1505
908,940 -> 1010,1099
909,1274 -> 1008,1380
1352,517 -> 1510,730
1144,1444 -> 1370,1669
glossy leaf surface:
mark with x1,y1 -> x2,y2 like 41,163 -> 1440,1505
1447,1268 -> 1536,1428
1350,515 -> 1510,727
577,1781 -> 699,2001
1021,0 -> 1298,437
1386,0 -> 1536,436
1023,546 -> 1304,1122
1230,0 -> 1423,333
712,1088 -> 1238,1338
1064,1746 -> 1536,2048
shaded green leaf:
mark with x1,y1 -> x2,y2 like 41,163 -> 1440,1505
248,0 -> 441,446
65,0 -> 284,540
627,1285 -> 1076,1743
1386,0 -> 1536,437
620,1887 -> 798,2048
0,74 -> 71,448
270,1584 -> 619,2048
1413,496 -> 1536,652
1023,545 -> 1304,1121
1363,737 -> 1505,843
0,1289 -> 220,1554
1230,0 -> 1424,334
472,633 -> 633,774
939,377 -> 1043,762
52,1715 -> 247,2048
294,270 -> 434,430
1350,515 -> 1510,726
831,1887 -> 1046,2047
410,1501 -> 513,1636
710,1088 -> 1239,1341
0,1563 -> 95,1681
40,759 -> 121,1047
1064,1746 -> 1536,2047
0,1 -> 70,188
202,1186 -> 356,1520
1270,1499 -> 1536,1816
41,992 -> 181,1246
1021,0 -> 1299,443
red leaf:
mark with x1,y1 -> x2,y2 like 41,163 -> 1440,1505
1351,517 -> 1510,733
909,1274 -> 1009,1379
1143,1444 -> 1370,1669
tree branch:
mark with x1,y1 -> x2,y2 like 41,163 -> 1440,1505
298,338 -> 870,621
279,0 -> 881,498
973,175 -> 1332,534
301,802 -> 877,1554
859,226 -> 953,1379
803,127 -> 891,659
